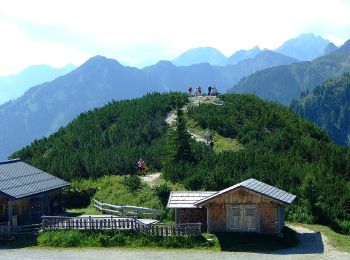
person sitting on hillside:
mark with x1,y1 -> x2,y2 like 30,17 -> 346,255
137,159 -> 147,176
209,141 -> 214,149
205,130 -> 212,144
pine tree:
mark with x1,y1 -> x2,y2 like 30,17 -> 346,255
163,98 -> 193,181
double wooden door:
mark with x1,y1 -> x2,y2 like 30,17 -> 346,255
228,204 -> 258,232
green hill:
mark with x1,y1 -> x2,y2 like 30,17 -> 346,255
13,93 -> 350,230
291,73 -> 350,146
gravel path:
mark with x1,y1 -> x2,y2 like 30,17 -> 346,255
1,225 -> 349,260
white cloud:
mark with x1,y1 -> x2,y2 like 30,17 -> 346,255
0,0 -> 349,74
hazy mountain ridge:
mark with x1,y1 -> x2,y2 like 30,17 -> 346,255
0,56 -> 164,159
0,64 -> 76,105
230,39 -> 350,104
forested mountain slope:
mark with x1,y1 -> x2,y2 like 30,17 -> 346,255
0,56 -> 163,160
291,73 -> 350,146
13,93 -> 350,229
231,51 -> 350,104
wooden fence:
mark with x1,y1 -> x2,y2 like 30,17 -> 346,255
93,199 -> 158,219
42,216 -> 202,237
0,222 -> 9,235
0,222 -> 41,236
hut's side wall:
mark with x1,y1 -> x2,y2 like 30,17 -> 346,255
178,208 -> 207,230
259,202 -> 278,233
206,188 -> 281,234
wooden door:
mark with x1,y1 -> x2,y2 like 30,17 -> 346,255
228,204 -> 258,232
229,205 -> 243,231
244,205 -> 257,231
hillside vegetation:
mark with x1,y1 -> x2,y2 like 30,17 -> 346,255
13,93 -> 186,180
13,93 -> 350,231
291,73 -> 350,146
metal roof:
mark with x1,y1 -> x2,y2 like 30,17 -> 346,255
167,191 -> 217,208
0,159 -> 69,199
195,178 -> 296,206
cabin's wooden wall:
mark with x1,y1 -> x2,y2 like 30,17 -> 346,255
206,188 -> 281,234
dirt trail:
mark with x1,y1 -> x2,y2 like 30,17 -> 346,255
139,172 -> 162,187
165,96 -> 221,144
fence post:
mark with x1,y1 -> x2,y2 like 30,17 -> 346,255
42,216 -> 46,231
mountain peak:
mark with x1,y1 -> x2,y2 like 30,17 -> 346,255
172,47 -> 226,66
227,46 -> 262,65
276,33 -> 330,61
334,38 -> 350,54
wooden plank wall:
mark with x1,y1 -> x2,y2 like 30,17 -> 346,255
206,188 -> 280,233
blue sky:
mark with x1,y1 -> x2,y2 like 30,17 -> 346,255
0,0 -> 350,75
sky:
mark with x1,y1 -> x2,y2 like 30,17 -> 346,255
0,0 -> 350,75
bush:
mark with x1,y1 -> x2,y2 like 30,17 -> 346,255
37,230 -> 211,249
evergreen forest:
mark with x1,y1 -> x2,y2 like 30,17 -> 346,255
13,93 -> 350,232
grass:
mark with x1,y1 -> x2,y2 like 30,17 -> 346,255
293,223 -> 350,253
186,117 -> 243,153
67,207 -> 101,217
37,230 -> 214,249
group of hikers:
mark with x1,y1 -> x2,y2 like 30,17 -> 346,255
188,84 -> 218,97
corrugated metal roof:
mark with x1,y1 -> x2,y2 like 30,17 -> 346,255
167,191 -> 217,208
195,178 -> 296,206
0,159 -> 69,199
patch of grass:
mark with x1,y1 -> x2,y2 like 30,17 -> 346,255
37,230 -> 214,249
294,223 -> 350,253
186,118 -> 243,153
210,227 -> 299,252
66,207 -> 101,217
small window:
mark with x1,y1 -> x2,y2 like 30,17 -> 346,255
246,208 -> 255,216
232,208 -> 240,216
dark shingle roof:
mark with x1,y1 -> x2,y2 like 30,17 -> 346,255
0,159 -> 69,199
194,178 -> 296,206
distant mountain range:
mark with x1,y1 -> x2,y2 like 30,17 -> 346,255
171,33 -> 332,66
0,33 -> 347,159
0,50 -> 300,160
0,64 -> 76,105
230,38 -> 350,105
291,73 -> 350,146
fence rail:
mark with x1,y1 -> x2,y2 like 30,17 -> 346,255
0,222 -> 41,235
93,199 -> 158,219
42,216 -> 201,237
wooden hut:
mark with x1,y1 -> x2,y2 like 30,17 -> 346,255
167,178 -> 296,235
0,159 -> 69,233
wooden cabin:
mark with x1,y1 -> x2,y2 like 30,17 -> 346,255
167,178 -> 296,235
0,159 -> 69,233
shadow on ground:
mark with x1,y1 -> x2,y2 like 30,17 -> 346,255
215,226 -> 300,252
270,231 -> 324,255
0,234 -> 38,249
